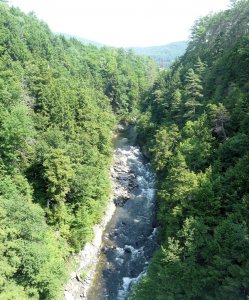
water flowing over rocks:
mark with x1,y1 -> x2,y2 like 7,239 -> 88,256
111,149 -> 138,207
65,126 -> 157,300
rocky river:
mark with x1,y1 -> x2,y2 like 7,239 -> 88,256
65,126 -> 157,300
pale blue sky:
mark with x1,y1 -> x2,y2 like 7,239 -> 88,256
10,0 -> 231,47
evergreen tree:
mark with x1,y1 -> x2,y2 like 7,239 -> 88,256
184,68 -> 203,119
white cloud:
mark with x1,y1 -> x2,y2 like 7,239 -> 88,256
9,0 -> 230,47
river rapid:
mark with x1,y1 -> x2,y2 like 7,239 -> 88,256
87,126 -> 157,300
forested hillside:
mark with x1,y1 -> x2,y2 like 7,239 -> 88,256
2,0 -> 249,299
130,0 -> 249,299
131,41 -> 187,68
0,3 -> 156,299
55,33 -> 104,48
57,35 -> 187,69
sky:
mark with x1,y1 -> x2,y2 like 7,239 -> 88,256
9,0 -> 231,47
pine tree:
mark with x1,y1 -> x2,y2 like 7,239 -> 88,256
184,68 -> 203,119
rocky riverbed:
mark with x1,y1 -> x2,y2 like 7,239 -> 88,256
65,126 -> 157,300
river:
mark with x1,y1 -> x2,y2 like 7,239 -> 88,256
87,126 -> 157,300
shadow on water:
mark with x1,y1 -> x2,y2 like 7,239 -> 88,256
87,125 -> 157,300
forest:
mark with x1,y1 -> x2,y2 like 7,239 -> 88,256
0,2 -> 156,299
130,0 -> 249,299
1,0 -> 249,299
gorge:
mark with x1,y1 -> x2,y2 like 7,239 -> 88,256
1,1 -> 249,299
65,126 -> 158,300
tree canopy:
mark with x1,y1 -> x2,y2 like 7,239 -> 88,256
0,3 -> 156,298
131,0 -> 249,298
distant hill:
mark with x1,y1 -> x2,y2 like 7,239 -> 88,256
56,33 -> 187,68
130,41 -> 188,68
55,32 -> 104,47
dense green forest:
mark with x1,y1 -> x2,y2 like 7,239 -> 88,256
56,35 -> 187,69
2,0 -> 249,299
130,0 -> 249,299
0,3 -> 156,299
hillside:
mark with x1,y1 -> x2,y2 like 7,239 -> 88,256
131,41 -> 187,68
1,0 -> 249,299
0,3 -> 156,299
57,33 -> 187,68
130,0 -> 249,299
55,32 -> 104,48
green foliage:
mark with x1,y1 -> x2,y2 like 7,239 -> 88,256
179,114 -> 214,171
0,2 -> 156,298
0,103 -> 35,171
0,176 -> 66,299
133,1 -> 249,298
150,125 -> 180,171
43,148 -> 74,237
183,68 -> 203,119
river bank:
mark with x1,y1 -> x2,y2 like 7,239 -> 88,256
64,126 -> 157,300
64,195 -> 116,300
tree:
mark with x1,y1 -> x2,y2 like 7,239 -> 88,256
179,114 -> 213,171
0,175 -> 66,299
43,148 -> 74,236
194,57 -> 207,76
149,125 -> 180,171
184,68 -> 203,119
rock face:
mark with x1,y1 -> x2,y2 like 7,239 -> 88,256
64,139 -> 138,300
